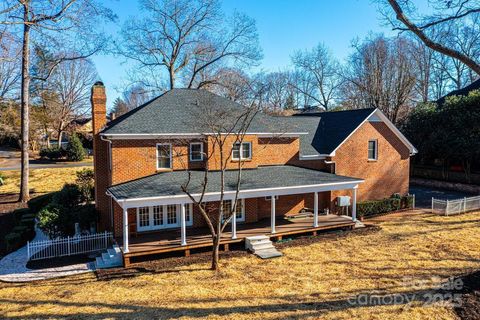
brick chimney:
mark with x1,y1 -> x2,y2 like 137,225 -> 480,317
91,81 -> 107,134
91,81 -> 111,232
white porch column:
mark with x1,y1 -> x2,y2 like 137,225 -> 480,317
123,208 -> 129,253
313,192 -> 319,227
180,204 -> 187,246
271,196 -> 276,234
352,187 -> 358,221
231,209 -> 237,240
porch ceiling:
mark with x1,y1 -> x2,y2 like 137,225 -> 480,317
108,165 -> 363,204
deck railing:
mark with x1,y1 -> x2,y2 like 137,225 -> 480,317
432,195 -> 480,216
27,231 -> 113,261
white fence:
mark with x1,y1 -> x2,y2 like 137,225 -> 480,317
27,231 -> 113,261
432,195 -> 480,216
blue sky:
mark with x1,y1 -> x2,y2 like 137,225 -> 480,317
92,0 -> 400,108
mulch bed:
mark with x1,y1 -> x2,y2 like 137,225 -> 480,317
96,225 -> 380,281
454,270 -> 480,320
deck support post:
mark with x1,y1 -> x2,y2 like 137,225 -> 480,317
231,207 -> 237,240
123,207 -> 129,253
271,195 -> 276,234
180,204 -> 187,246
352,187 -> 357,221
313,192 -> 319,227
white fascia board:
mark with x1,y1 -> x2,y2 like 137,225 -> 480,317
299,154 -> 328,160
113,180 -> 364,209
101,132 -> 308,140
328,109 -> 417,156
372,110 -> 418,155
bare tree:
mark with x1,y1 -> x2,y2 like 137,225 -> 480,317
291,43 -> 342,110
0,29 -> 20,101
37,58 -> 98,144
198,67 -> 253,104
117,0 -> 261,92
383,0 -> 480,75
173,89 -> 267,270
260,71 -> 292,112
0,0 -> 113,202
341,35 -> 417,123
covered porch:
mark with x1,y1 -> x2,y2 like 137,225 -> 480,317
107,165 -> 364,265
118,214 -> 355,264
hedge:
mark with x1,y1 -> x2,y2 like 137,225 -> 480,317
357,195 -> 414,218
39,147 -> 64,160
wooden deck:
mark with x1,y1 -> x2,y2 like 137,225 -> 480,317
119,215 -> 355,265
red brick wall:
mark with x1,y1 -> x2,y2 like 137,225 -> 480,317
110,139 -> 205,184
331,121 -> 410,202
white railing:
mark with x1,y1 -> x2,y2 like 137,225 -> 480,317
432,195 -> 480,216
27,231 -> 113,261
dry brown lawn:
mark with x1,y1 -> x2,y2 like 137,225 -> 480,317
0,167 -> 90,195
1,210 -> 480,319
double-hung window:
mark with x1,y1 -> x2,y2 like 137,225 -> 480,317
232,142 -> 251,160
157,143 -> 172,169
368,140 -> 378,161
190,142 -> 203,161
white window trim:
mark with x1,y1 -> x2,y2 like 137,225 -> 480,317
265,195 -> 279,201
136,204 -> 193,232
368,139 -> 378,161
221,199 -> 246,223
156,143 -> 172,170
232,142 -> 252,160
189,142 -> 204,162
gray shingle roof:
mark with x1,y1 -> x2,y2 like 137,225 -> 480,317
103,89 -> 303,135
292,108 -> 375,155
102,88 -> 376,157
108,165 -> 362,200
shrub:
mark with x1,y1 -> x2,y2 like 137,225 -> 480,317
66,133 -> 86,161
5,233 -> 21,252
52,184 -> 83,208
357,198 -> 401,218
39,147 -> 63,160
27,193 -> 56,213
37,204 -> 65,238
75,168 -> 94,203
71,204 -> 98,231
357,195 -> 414,218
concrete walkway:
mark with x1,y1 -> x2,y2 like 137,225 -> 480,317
0,227 -> 94,282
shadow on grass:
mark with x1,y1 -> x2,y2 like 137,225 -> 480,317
0,286 -> 450,319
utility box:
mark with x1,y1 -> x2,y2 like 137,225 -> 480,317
337,196 -> 351,207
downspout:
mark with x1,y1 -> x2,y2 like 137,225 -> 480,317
324,160 -> 336,174
100,135 -> 113,229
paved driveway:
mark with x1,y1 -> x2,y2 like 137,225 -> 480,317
0,147 -> 92,171
409,185 -> 476,209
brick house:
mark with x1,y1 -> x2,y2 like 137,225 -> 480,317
91,82 -> 416,264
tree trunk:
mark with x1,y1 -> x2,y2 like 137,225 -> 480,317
169,67 -> 175,90
19,14 -> 31,203
58,130 -> 64,148
211,234 -> 220,270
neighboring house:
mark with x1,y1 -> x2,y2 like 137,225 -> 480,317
437,78 -> 480,105
91,82 -> 417,265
